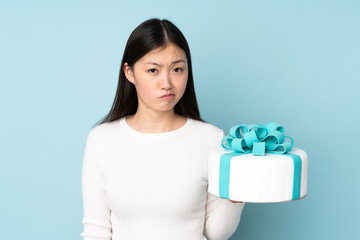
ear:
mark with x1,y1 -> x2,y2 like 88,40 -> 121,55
123,62 -> 135,84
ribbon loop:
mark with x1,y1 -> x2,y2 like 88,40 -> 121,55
266,122 -> 284,133
243,130 -> 259,147
230,125 -> 248,138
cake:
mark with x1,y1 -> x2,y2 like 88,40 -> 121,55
207,122 -> 308,203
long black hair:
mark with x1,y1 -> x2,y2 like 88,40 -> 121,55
93,18 -> 205,128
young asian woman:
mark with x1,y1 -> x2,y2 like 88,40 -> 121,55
80,18 -> 245,240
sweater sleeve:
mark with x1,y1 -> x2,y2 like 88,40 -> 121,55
80,130 -> 112,240
203,128 -> 245,240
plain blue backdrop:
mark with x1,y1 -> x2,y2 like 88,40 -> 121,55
1,0 -> 359,239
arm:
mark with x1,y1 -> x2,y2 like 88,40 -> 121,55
204,192 -> 245,240
203,128 -> 245,240
80,130 -> 112,240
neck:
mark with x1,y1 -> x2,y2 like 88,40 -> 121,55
126,109 -> 186,134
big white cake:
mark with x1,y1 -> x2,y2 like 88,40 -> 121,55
207,122 -> 308,203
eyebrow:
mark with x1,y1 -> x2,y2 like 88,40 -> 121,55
144,59 -> 185,66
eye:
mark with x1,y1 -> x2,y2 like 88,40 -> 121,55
174,67 -> 183,73
148,68 -> 157,73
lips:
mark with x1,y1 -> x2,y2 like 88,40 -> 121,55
160,93 -> 174,98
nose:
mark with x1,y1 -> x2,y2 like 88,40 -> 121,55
161,72 -> 172,90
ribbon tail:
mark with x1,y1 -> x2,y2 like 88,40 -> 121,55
219,152 -> 244,199
285,152 -> 302,200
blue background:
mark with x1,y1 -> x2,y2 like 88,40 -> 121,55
1,0 -> 359,239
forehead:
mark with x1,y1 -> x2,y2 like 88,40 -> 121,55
138,43 -> 187,63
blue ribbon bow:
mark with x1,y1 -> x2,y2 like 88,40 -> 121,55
221,122 -> 294,155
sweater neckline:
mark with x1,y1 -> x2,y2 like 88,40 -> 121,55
121,116 -> 192,138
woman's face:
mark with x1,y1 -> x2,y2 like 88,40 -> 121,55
124,43 -> 188,115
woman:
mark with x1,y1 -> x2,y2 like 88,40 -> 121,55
81,18 -> 245,240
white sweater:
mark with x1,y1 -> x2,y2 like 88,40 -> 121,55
81,116 -> 245,240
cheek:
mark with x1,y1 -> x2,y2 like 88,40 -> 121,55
135,77 -> 155,99
177,75 -> 188,93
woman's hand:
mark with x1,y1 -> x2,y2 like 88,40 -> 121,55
212,194 -> 244,203
229,200 -> 244,203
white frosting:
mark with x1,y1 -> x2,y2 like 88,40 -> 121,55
208,147 -> 308,203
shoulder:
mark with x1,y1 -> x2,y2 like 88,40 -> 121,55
190,119 -> 225,145
87,118 -> 122,141
191,119 -> 224,135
